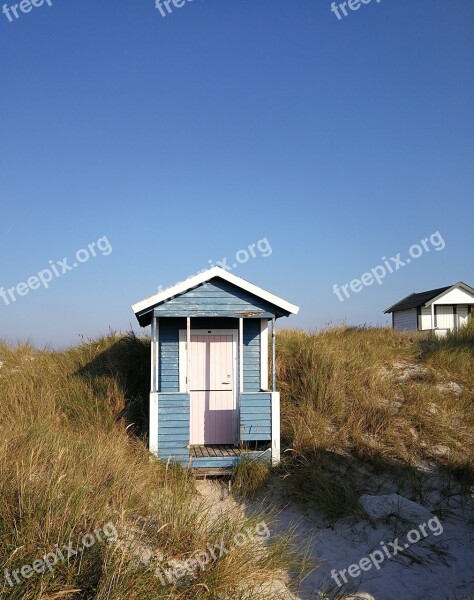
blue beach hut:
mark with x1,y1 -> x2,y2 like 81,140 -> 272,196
132,267 -> 299,472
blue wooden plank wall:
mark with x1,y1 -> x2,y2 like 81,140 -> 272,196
157,393 -> 190,463
240,392 -> 271,441
243,319 -> 261,392
153,279 -> 277,318
158,318 -> 262,393
158,319 -> 180,393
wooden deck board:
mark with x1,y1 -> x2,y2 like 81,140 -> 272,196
190,445 -> 241,458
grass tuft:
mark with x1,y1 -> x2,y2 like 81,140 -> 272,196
277,325 -> 474,517
231,457 -> 271,498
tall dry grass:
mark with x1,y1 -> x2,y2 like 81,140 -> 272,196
0,334 -> 301,599
276,324 -> 474,517
2,323 -> 472,595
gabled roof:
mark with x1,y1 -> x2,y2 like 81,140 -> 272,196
132,267 -> 299,326
384,282 -> 474,313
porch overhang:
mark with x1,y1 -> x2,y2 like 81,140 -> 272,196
132,266 -> 299,327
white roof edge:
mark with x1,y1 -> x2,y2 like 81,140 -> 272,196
424,281 -> 474,306
131,266 -> 299,317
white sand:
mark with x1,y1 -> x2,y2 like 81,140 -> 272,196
197,476 -> 474,599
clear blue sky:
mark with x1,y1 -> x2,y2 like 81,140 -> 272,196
1,0 -> 473,347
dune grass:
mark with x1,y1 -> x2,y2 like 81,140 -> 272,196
0,334 -> 301,599
231,458 -> 271,498
1,322 -> 472,594
276,323 -> 474,517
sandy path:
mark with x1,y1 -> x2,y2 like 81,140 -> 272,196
196,476 -> 474,600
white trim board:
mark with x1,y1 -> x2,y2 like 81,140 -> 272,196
271,392 -> 280,465
428,290 -> 474,307
260,319 -> 269,390
132,266 -> 299,318
149,392 -> 158,456
425,282 -> 474,306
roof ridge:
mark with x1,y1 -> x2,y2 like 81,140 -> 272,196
384,282 -> 472,314
131,266 -> 299,326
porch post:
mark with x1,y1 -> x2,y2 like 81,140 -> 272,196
239,318 -> 244,394
149,315 -> 159,456
150,316 -> 157,393
272,318 -> 276,392
431,304 -> 435,332
271,317 -> 280,464
271,390 -> 280,464
260,319 -> 269,390
186,317 -> 191,394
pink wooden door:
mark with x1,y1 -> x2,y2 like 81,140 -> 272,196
189,335 -> 234,445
